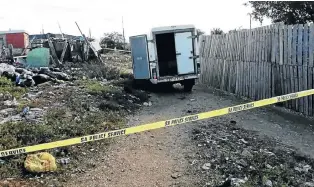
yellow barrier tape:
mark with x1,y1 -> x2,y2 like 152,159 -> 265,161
1,89 -> 314,158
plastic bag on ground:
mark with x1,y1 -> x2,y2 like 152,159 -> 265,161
24,152 -> 57,173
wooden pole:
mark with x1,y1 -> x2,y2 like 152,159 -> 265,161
122,16 -> 126,49
57,22 -> 65,39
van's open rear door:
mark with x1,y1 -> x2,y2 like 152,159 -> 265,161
175,32 -> 195,75
129,35 -> 150,79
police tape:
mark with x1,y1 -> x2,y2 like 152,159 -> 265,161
1,89 -> 314,158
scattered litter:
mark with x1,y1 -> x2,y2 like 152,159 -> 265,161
265,179 -> 273,187
171,172 -> 181,179
143,101 -> 152,107
231,177 -> 248,186
24,152 -> 57,173
295,164 -> 312,173
266,164 -> 273,169
191,160 -> 197,165
21,106 -> 30,117
58,158 -> 70,165
202,163 -> 211,170
239,138 -> 248,144
3,98 -> 18,107
304,182 -> 314,187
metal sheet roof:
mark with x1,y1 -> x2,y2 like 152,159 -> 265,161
0,30 -> 28,34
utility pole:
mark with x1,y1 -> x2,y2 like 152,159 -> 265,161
122,16 -> 126,49
250,14 -> 252,29
42,24 -> 44,34
89,28 -> 92,40
57,22 -> 64,39
248,13 -> 252,30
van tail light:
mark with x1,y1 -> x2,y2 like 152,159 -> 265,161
152,68 -> 157,79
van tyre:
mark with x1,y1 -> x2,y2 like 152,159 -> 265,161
183,79 -> 195,92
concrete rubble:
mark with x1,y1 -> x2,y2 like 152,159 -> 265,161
0,63 -> 70,87
190,119 -> 314,187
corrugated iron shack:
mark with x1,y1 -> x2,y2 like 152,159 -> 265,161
0,30 -> 29,56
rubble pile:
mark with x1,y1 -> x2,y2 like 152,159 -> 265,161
0,63 -> 70,88
0,52 -> 151,186
190,119 -> 314,187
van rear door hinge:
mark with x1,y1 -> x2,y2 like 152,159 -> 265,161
188,35 -> 198,39
147,40 -> 154,43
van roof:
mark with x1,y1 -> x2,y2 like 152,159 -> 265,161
151,25 -> 195,33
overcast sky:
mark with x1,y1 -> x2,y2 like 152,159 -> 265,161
1,0 -> 271,40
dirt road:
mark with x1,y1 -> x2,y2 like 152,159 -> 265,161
66,84 -> 314,187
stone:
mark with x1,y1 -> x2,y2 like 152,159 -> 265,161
0,115 -> 23,124
143,101 -> 152,107
0,63 -> 15,75
59,158 -> 70,165
239,138 -> 248,144
3,98 -> 18,107
236,159 -> 248,167
0,108 -> 15,116
171,172 -> 181,179
32,74 -> 51,85
266,164 -> 273,169
295,164 -> 312,173
241,149 -> 253,158
50,71 -> 70,81
15,68 -> 27,74
231,178 -> 247,186
23,78 -> 35,87
303,165 -> 312,172
304,182 -> 314,187
265,180 -> 273,187
30,108 -> 43,112
2,71 -> 17,82
202,163 -> 211,170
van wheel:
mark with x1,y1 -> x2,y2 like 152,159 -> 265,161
183,80 -> 195,92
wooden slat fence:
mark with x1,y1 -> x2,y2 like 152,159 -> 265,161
199,23 -> 314,116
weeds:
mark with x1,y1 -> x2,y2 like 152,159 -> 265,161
0,107 -> 125,178
79,79 -> 120,95
0,77 -> 27,99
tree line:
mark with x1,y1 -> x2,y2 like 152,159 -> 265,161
211,1 -> 314,35
101,2 -> 313,48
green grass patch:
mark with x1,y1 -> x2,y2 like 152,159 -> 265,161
0,77 -> 27,99
0,107 -> 125,178
79,79 -> 120,95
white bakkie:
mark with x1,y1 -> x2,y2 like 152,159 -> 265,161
129,24 -> 200,92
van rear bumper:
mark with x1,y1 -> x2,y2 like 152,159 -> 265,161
150,74 -> 200,84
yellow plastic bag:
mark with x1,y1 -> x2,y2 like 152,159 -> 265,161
24,152 -> 57,173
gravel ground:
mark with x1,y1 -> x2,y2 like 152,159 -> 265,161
64,84 -> 314,187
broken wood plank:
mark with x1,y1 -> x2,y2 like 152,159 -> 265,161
48,40 -> 61,65
60,42 -> 69,63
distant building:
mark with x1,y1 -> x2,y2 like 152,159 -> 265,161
29,33 -> 83,41
0,30 -> 29,48
0,30 -> 29,56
